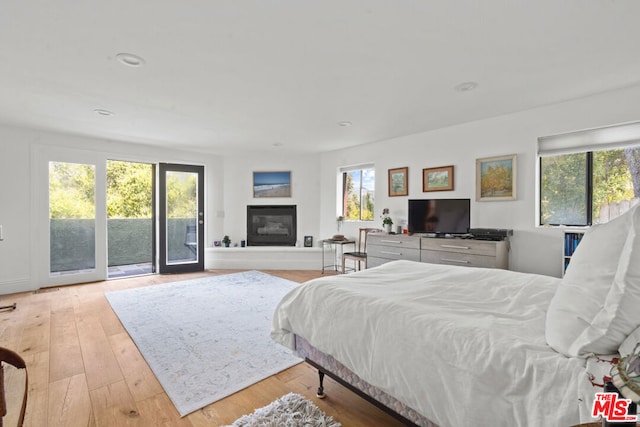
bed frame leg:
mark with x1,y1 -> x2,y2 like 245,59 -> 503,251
316,370 -> 326,398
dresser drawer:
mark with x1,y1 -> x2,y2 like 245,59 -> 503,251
368,234 -> 421,249
367,244 -> 421,262
420,250 -> 498,268
420,238 -> 498,256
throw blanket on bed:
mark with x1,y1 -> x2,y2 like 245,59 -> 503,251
272,260 -> 603,427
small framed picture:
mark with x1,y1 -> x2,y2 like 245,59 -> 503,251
213,240 -> 221,247
388,167 -> 408,197
304,236 -> 313,247
476,154 -> 517,201
423,165 -> 454,192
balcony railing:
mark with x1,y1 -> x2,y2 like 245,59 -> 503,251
50,218 -> 196,273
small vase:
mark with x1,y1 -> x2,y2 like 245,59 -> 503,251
384,224 -> 392,233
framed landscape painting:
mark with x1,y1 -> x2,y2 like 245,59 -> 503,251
423,165 -> 454,192
253,171 -> 291,198
388,167 -> 408,197
476,154 -> 517,201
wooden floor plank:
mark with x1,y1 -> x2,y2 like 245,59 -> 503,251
18,297 -> 51,357
49,306 -> 85,383
89,380 -> 140,427
48,373 -> 94,427
75,309 -> 124,391
108,332 -> 164,402
22,351 -> 50,427
136,393 -> 192,427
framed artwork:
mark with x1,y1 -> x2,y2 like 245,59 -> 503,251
423,165 -> 454,192
388,167 -> 408,197
304,235 -> 313,247
253,171 -> 291,198
476,154 -> 517,201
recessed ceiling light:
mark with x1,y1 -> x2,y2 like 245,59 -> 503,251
94,109 -> 114,116
116,52 -> 146,67
454,81 -> 478,92
338,121 -> 352,127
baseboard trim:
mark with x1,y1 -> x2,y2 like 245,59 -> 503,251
0,277 -> 35,295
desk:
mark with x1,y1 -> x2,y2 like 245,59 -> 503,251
321,239 -> 355,273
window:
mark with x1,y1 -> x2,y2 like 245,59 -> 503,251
340,166 -> 375,221
539,122 -> 640,226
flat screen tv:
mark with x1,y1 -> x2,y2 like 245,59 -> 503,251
408,198 -> 470,235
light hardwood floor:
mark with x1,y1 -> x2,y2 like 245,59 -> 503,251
0,270 -> 407,426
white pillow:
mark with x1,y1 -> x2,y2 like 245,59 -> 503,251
546,206 -> 638,357
579,205 -> 640,355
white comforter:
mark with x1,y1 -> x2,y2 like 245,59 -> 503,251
271,260 -> 600,427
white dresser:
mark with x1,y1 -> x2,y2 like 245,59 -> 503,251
367,233 -> 509,269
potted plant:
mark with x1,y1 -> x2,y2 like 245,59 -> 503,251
381,209 -> 393,233
222,235 -> 231,247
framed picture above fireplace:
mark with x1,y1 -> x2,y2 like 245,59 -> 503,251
253,171 -> 292,198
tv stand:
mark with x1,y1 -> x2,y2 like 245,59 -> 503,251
367,233 -> 509,269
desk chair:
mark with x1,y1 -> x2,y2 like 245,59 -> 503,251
342,228 -> 381,273
0,347 -> 27,427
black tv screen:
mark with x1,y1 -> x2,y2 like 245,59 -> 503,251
408,198 -> 470,235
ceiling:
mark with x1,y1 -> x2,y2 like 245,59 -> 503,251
2,1 -> 640,155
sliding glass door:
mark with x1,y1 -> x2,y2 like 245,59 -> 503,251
49,161 -> 98,276
35,146 -> 107,287
34,147 -> 205,287
106,160 -> 156,278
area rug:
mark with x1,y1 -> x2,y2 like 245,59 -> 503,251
224,393 -> 341,427
105,271 -> 302,416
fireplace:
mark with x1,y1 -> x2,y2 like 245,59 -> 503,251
247,205 -> 297,246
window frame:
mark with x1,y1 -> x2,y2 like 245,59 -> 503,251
538,120 -> 640,227
538,152 -> 593,226
338,164 -> 375,222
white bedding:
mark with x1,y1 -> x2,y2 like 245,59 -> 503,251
271,260 -> 605,427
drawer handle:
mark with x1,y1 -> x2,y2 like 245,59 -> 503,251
381,251 -> 402,256
380,240 -> 402,244
441,258 -> 470,264
440,245 -> 470,250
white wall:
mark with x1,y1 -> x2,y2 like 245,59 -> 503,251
0,128 -> 32,294
220,153 -> 321,247
319,83 -> 640,277
0,124 -> 224,294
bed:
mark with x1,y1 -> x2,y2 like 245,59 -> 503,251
271,206 -> 640,426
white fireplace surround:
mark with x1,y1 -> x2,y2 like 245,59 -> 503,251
206,246 -> 322,270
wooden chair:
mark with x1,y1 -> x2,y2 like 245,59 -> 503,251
0,347 -> 27,427
342,228 -> 381,273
